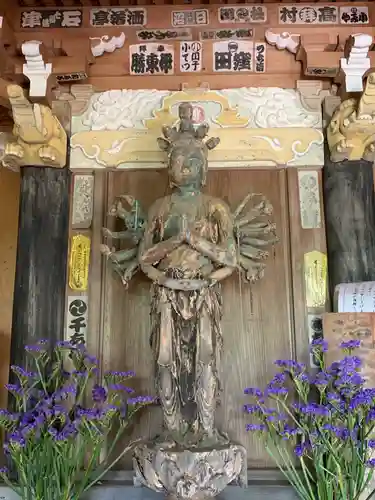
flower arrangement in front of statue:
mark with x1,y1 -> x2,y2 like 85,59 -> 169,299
0,340 -> 154,500
244,339 -> 375,500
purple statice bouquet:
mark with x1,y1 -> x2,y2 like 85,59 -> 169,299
0,340 -> 155,500
244,339 -> 375,500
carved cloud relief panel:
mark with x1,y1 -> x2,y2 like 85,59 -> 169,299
70,87 -> 324,169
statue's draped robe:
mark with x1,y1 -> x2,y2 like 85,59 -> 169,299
148,194 -> 226,433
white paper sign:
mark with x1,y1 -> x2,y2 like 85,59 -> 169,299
279,5 -> 338,24
254,42 -> 266,73
340,6 -> 369,24
298,170 -> 322,229
130,43 -> 174,75
218,6 -> 267,23
336,282 -> 375,313
72,174 -> 94,229
180,41 -> 202,72
213,40 -> 253,72
66,296 -> 88,346
172,9 -> 208,27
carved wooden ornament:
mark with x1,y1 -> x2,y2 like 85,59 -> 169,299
1,85 -> 67,170
327,72 -> 375,162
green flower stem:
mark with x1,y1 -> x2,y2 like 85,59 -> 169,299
82,438 -> 143,493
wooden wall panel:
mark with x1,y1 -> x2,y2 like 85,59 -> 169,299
287,168 -> 329,367
0,169 -> 19,409
102,168 -> 293,468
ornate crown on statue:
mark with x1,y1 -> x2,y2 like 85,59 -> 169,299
156,102 -> 220,156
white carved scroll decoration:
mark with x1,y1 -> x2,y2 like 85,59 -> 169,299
90,33 -> 126,57
341,34 -> 373,93
22,41 -> 52,97
265,29 -> 300,54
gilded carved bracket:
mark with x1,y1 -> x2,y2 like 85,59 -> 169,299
327,72 -> 375,163
1,84 -> 67,170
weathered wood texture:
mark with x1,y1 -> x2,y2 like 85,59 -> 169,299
287,168 -> 328,365
0,168 -> 19,409
323,151 -> 375,302
10,167 -> 70,373
12,4 -> 373,92
102,169 -> 293,468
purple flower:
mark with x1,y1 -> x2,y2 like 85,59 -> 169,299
294,444 -> 305,457
270,373 -> 287,385
10,365 -> 36,378
313,371 -> 332,387
0,467 -> 8,475
244,404 -> 261,414
108,384 -> 135,393
338,356 -> 362,372
92,384 -> 107,403
340,340 -> 361,350
280,424 -> 301,440
127,396 -> 155,405
246,423 -> 266,432
368,440 -> 375,448
244,387 -> 263,397
77,407 -> 99,420
327,392 -> 342,402
349,389 -> 375,410
85,354 -> 99,365
72,370 -> 88,378
335,372 -> 365,387
367,459 -> 375,468
294,403 -> 330,417
5,383 -> 23,395
0,409 -> 18,422
265,386 -> 288,396
310,338 -> 328,353
296,372 -> 310,383
9,432 -> 26,448
56,341 -> 75,349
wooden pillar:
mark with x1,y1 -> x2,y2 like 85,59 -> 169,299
324,151 -> 375,302
2,84 -> 69,372
10,167 -> 70,369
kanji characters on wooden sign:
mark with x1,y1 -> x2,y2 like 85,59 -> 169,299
130,43 -> 174,75
340,6 -> 369,24
200,29 -> 253,41
21,10 -> 82,28
218,6 -> 267,24
172,10 -> 208,27
66,296 -> 88,347
137,29 -> 192,42
180,42 -> 202,72
213,41 -> 254,72
90,8 -> 146,27
255,43 -> 266,73
279,5 -> 338,24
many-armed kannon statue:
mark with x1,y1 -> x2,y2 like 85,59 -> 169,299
101,103 -> 278,500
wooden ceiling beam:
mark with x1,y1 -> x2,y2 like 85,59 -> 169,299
86,72 -> 303,91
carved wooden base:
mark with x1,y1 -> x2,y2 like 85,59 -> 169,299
133,439 -> 247,500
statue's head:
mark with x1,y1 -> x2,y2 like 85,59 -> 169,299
157,103 -> 220,189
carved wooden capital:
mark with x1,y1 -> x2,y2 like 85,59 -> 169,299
53,84 -> 94,117
1,84 -> 67,169
327,72 -> 375,162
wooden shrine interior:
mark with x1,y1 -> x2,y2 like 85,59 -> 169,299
0,0 -> 372,471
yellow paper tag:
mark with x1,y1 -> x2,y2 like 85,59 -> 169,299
69,234 -> 91,291
304,251 -> 327,308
